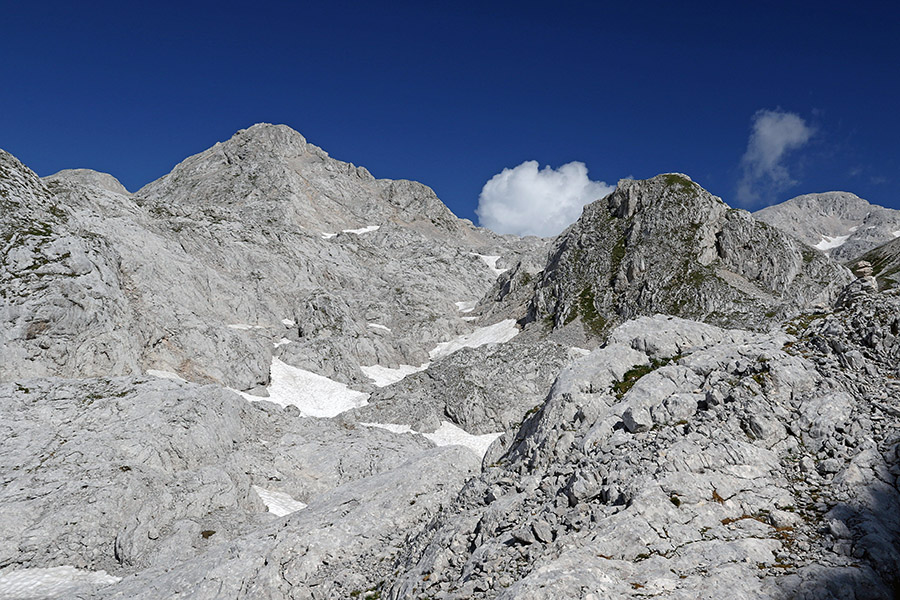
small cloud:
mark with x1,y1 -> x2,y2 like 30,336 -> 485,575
476,161 -> 614,237
736,109 -> 814,206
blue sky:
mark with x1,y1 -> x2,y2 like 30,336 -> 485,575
1,1 -> 897,233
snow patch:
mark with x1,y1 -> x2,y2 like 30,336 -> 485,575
360,363 -> 428,387
813,234 -> 851,251
461,316 -> 478,322
343,225 -> 380,235
360,422 -> 414,434
455,300 -> 477,313
368,323 -> 391,332
238,358 -> 368,418
429,319 -> 519,361
321,232 -> 337,239
893,230 -> 900,238
273,338 -> 292,348
227,323 -> 265,330
252,485 -> 307,516
472,253 -> 508,276
848,226 -> 859,232
361,320 -> 519,388
0,566 -> 120,599
282,319 -> 296,327
147,369 -> 186,383
424,421 -> 502,458
361,420 -> 501,459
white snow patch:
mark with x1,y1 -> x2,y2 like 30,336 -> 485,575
0,566 -> 120,598
147,369 -> 186,382
282,318 -> 296,327
361,420 -> 501,459
472,253 -> 508,276
461,316 -> 478,322
238,358 -> 368,418
361,320 -> 519,388
848,226 -> 859,232
228,323 -> 265,330
343,225 -> 380,235
429,319 -> 519,361
273,338 -> 292,348
368,323 -> 391,332
893,230 -> 900,238
321,232 -> 337,239
569,347 -> 592,357
813,234 -> 851,251
252,485 -> 307,516
423,421 -> 502,458
455,300 -> 477,313
360,363 -> 428,387
360,422 -> 414,434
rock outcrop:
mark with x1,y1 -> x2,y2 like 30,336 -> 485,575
853,237 -> 900,290
502,174 -> 851,343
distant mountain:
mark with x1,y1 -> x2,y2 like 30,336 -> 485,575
753,191 -> 900,261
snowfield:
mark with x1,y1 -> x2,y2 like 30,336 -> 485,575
454,300 -> 477,313
360,363 -> 428,387
361,320 -> 520,387
423,421 -> 502,457
361,421 -> 501,458
472,253 -> 508,276
429,319 -> 519,361
813,234 -> 851,251
239,358 -> 368,417
146,369 -> 186,382
343,225 -> 379,235
0,566 -> 120,599
252,485 -> 308,516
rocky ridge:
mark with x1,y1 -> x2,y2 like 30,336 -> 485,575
754,191 -> 900,261
487,174 -> 852,347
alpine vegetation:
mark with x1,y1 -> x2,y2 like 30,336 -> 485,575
1,124 -> 899,600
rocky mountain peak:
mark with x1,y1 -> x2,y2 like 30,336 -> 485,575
133,123 -> 465,238
44,169 -> 131,196
754,191 -> 900,261
495,174 -> 851,343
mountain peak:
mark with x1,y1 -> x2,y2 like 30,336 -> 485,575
754,191 -> 900,261
44,169 -> 131,196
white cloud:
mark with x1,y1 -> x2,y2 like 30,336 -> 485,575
475,161 -> 614,237
737,109 -> 814,206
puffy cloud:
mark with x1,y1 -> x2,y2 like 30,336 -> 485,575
476,161 -> 614,237
737,109 -> 814,206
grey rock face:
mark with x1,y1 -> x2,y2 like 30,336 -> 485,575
854,236 -> 900,290
385,304 -> 900,599
510,174 -> 851,340
754,191 -> 900,261
2,125 -> 540,391
0,377 -> 434,575
0,152 -> 143,382
93,446 -> 479,600
345,339 -> 577,435
4,128 -> 899,600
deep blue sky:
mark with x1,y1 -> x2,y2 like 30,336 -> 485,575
1,1 -> 898,222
